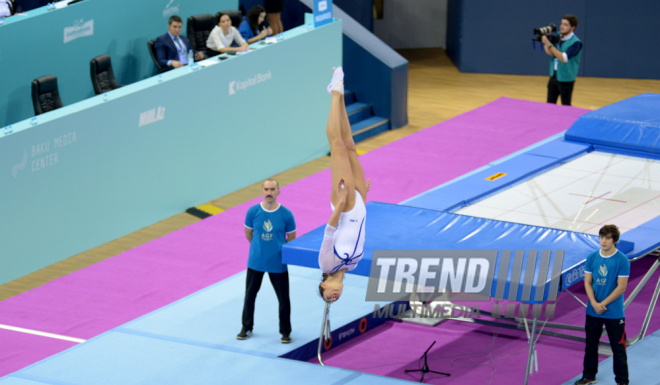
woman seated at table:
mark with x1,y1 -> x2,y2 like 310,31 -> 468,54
239,5 -> 273,44
206,13 -> 249,54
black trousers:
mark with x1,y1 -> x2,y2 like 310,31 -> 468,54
241,268 -> 291,335
547,74 -> 575,106
583,314 -> 629,384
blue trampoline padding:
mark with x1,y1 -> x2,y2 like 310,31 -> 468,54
592,144 -> 660,161
525,138 -> 592,160
622,216 -> 660,258
565,93 -> 660,154
404,154 -> 561,212
282,202 -> 634,302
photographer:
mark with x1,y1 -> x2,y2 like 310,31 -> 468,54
543,15 -> 582,106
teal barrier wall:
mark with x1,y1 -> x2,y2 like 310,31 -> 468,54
0,0 -> 238,127
0,21 -> 343,285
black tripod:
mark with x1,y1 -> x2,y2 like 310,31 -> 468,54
405,341 -> 450,383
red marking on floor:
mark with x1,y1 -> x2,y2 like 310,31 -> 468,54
584,194 -> 660,232
568,192 -> 627,204
492,158 -> 628,220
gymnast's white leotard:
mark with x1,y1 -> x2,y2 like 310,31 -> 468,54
318,191 -> 366,274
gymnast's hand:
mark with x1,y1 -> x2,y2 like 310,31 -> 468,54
336,179 -> 347,207
593,302 -> 607,315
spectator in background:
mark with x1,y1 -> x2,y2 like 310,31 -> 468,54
0,0 -> 15,17
206,12 -> 248,54
265,0 -> 284,35
154,15 -> 205,70
543,14 -> 582,106
239,5 -> 273,44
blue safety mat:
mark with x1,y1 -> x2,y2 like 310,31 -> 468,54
5,331 -> 408,385
404,154 -> 562,212
0,378 -> 49,385
282,202 -> 634,302
565,93 -> 660,154
114,266 -> 385,360
1,266 -> 399,385
524,138 -> 592,160
562,330 -> 660,385
404,137 -> 591,213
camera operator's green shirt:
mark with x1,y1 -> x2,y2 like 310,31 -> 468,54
549,34 -> 581,82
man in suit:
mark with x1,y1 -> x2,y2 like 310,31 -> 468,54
154,15 -> 205,71
0,0 -> 15,17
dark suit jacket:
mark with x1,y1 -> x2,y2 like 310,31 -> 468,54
154,33 -> 196,68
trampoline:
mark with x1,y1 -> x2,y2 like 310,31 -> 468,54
283,93 -> 660,384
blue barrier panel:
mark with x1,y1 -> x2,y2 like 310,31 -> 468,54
0,0 -> 237,127
0,21 -> 343,285
447,0 -> 586,76
334,0 -> 373,32
445,0 -> 660,80
300,0 -> 408,129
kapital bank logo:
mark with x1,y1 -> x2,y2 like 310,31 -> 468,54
64,19 -> 94,44
228,71 -> 272,96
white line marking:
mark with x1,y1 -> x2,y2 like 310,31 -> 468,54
0,324 -> 86,343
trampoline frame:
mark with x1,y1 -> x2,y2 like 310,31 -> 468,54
412,249 -> 660,385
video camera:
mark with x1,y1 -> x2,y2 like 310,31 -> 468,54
533,23 -> 559,44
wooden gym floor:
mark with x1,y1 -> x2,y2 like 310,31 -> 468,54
1,48 -> 658,301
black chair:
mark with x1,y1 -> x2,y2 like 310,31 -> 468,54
218,10 -> 244,30
90,54 -> 122,95
32,76 -> 63,116
187,13 -> 220,57
11,1 -> 22,14
148,39 -> 171,73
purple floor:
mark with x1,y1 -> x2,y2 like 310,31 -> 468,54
310,256 -> 660,385
0,98 -> 589,377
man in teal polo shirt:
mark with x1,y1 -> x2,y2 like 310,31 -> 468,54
542,14 -> 582,106
239,179 -> 296,343
575,224 -> 630,385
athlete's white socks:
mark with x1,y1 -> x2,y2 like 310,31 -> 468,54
327,67 -> 344,95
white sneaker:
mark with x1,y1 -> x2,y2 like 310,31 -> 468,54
327,67 -> 344,95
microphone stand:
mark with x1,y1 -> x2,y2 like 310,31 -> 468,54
405,341 -> 450,383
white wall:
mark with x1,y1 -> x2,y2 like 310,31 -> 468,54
373,0 -> 448,49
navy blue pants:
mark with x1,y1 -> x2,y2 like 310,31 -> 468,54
583,314 -> 628,384
241,268 -> 291,335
